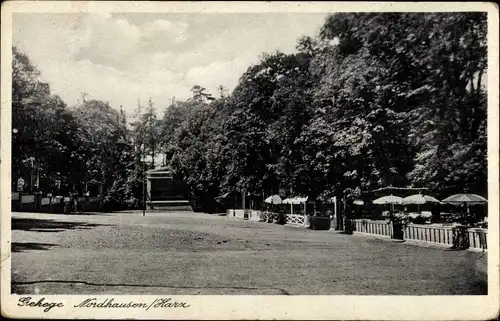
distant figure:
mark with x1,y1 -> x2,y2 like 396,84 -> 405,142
72,193 -> 78,212
59,196 -> 65,213
63,196 -> 71,213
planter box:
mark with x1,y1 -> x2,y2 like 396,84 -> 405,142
78,200 -> 100,212
249,210 -> 262,221
233,209 -> 245,218
308,216 -> 331,230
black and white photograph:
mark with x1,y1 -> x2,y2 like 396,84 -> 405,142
1,1 -> 498,320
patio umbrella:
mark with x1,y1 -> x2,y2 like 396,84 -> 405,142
373,195 -> 403,205
402,194 -> 441,205
442,193 -> 487,224
442,194 -> 487,205
282,196 -> 308,214
403,194 -> 441,213
353,199 -> 364,206
373,195 -> 403,213
264,195 -> 282,204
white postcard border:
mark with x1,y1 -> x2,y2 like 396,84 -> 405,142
1,2 -> 499,320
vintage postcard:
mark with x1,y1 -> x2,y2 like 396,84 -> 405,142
1,1 -> 499,320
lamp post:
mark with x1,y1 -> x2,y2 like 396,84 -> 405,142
12,128 -> 21,188
27,156 -> 35,193
142,143 -> 146,217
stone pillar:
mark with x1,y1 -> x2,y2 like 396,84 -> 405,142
333,196 -> 337,216
331,201 -> 337,230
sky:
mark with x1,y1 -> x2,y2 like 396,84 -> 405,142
13,12 -> 328,115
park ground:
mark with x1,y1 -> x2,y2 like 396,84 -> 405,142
10,211 -> 486,295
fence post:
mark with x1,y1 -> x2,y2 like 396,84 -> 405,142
392,221 -> 404,240
452,225 -> 470,250
478,231 -> 487,250
344,218 -> 353,234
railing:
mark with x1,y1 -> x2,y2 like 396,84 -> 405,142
352,219 -> 487,250
11,192 -> 107,213
353,219 -> 392,238
468,228 -> 488,250
404,224 -> 454,246
286,214 -> 306,227
263,211 -> 277,222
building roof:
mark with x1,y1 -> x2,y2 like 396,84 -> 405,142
146,166 -> 171,174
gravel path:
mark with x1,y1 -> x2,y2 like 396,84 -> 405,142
10,211 -> 486,295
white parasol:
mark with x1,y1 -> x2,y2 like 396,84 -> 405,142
264,195 -> 282,205
373,195 -> 403,205
353,199 -> 364,206
373,195 -> 403,213
442,194 -> 487,205
402,194 -> 441,205
442,193 -> 487,222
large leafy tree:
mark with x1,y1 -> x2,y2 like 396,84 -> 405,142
303,12 -> 486,196
72,99 -> 136,209
164,89 -> 228,212
159,98 -> 191,165
220,52 -> 316,197
12,12 -> 486,213
403,13 -> 487,194
163,13 -> 486,212
12,47 -> 84,193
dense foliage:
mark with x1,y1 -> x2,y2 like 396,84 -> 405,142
12,13 -> 487,211
12,48 -> 143,209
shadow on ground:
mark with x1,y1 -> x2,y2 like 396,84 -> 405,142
11,242 -> 59,253
11,218 -> 112,233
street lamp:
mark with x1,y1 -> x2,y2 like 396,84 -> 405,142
142,143 -> 146,217
12,128 -> 20,183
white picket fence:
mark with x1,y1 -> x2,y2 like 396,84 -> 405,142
353,220 -> 392,238
404,224 -> 454,246
352,219 -> 487,250
468,228 -> 488,250
226,209 -> 263,221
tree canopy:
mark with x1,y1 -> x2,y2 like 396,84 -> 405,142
12,12 -> 487,211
